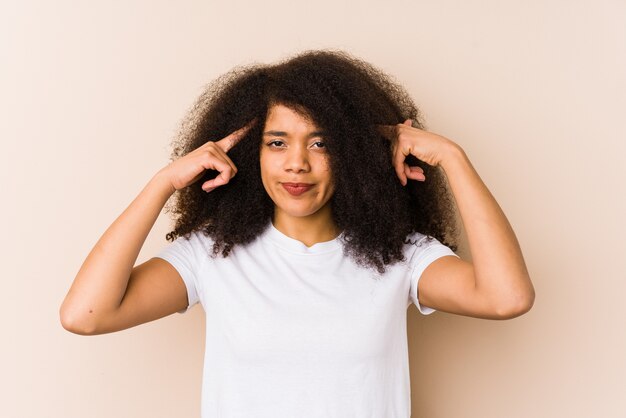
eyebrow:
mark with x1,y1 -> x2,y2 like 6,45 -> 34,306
263,130 -> 326,138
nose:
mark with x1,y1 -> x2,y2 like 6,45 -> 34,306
284,145 -> 311,173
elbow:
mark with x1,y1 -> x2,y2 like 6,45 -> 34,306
494,287 -> 535,320
59,305 -> 98,336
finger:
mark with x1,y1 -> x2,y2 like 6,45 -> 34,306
393,146 -> 409,186
208,143 -> 238,175
405,165 -> 426,181
200,156 -> 235,191
377,120 -> 412,140
376,124 -> 396,142
201,168 -> 233,192
210,158 -> 235,181
217,125 -> 250,153
216,119 -> 257,152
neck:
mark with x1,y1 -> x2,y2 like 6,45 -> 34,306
272,206 -> 341,247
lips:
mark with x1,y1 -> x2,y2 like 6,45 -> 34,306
282,182 -> 313,196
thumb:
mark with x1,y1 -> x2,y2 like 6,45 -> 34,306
403,119 -> 413,126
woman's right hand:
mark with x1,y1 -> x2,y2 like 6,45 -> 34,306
161,121 -> 256,193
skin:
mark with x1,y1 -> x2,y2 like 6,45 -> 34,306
60,107 -> 534,336
59,123 -> 256,335
378,120 -> 535,319
259,105 -> 339,247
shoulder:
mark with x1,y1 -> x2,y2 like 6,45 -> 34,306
403,231 -> 457,263
404,230 -> 439,250
164,229 -> 216,258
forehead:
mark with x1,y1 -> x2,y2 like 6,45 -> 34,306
264,104 -> 318,128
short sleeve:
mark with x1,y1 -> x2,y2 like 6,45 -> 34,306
154,233 -> 203,314
407,234 -> 459,315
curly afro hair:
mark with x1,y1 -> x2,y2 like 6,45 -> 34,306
164,49 -> 459,274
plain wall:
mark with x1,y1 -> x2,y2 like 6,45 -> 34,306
1,1 -> 624,417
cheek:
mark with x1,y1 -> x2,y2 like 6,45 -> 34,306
321,158 -> 334,189
260,158 -> 276,182
259,154 -> 271,191
259,150 -> 271,176
259,154 -> 283,198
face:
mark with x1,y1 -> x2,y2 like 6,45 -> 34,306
260,104 -> 335,224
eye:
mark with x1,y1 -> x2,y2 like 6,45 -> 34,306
267,140 -> 285,148
311,141 -> 326,149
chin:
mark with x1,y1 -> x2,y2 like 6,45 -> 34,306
275,204 -> 321,219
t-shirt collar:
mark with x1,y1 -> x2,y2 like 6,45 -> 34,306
264,221 -> 343,255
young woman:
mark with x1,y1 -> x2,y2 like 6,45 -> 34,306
60,50 -> 534,417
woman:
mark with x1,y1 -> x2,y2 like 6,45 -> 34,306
60,50 -> 534,417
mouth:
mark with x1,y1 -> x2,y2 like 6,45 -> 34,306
281,183 -> 314,196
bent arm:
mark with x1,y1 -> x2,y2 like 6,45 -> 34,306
59,170 -> 178,334
419,145 -> 535,318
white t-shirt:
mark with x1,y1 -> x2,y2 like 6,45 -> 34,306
155,221 -> 458,418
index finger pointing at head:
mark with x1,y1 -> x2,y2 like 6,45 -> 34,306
217,119 -> 257,152
375,124 -> 396,142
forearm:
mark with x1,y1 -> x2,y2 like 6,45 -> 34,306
60,169 -> 175,332
440,144 -> 535,311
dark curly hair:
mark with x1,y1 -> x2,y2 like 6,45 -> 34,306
164,49 -> 459,273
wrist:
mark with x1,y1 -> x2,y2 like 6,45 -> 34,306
151,167 -> 176,196
439,141 -> 468,171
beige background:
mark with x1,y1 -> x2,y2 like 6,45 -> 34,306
1,0 -> 624,417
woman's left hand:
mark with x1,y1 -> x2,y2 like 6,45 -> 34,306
377,120 -> 459,186
380,120 -> 534,319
